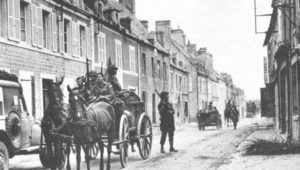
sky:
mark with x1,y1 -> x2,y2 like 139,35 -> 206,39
136,0 -> 273,100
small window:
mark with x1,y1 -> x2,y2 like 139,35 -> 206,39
42,10 -> 51,49
151,57 -> 155,78
157,60 -> 161,79
64,19 -> 71,54
115,39 -> 122,69
20,1 -> 28,42
141,53 -> 146,75
129,46 -> 136,72
79,25 -> 86,57
0,87 -> 4,117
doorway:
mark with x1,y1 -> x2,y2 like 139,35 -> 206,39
42,79 -> 53,112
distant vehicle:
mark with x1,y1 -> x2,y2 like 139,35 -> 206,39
197,108 -> 222,130
0,71 -> 42,170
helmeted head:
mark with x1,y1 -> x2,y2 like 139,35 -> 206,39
89,70 -> 98,82
107,64 -> 118,75
160,91 -> 169,101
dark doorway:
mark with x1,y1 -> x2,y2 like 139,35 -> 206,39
42,79 -> 53,112
142,91 -> 147,112
279,68 -> 287,133
152,93 -> 156,123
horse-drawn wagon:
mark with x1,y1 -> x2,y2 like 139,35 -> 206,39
197,109 -> 222,130
39,79 -> 153,170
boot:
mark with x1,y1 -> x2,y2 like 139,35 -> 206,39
160,145 -> 165,153
170,142 -> 178,152
170,147 -> 178,152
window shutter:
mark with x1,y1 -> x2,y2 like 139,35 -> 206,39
72,21 -> 76,56
52,13 -> 57,52
82,27 -> 86,58
76,23 -> 80,56
96,36 -> 100,64
31,4 -> 37,46
14,0 -> 21,41
8,0 -> 14,39
67,22 -> 72,55
37,6 -> 43,48
103,35 -> 106,65
59,20 -> 64,53
86,27 -> 91,59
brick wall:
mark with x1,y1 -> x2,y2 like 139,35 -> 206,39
0,41 -> 86,119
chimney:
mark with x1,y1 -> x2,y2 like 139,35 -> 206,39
187,42 -> 197,57
155,20 -> 171,38
197,47 -> 207,55
156,31 -> 165,47
140,20 -> 149,32
171,29 -> 185,46
119,0 -> 135,16
120,17 -> 132,33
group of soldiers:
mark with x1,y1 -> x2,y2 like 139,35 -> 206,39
75,62 -> 178,153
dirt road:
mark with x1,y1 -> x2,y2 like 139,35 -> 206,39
10,119 -> 261,170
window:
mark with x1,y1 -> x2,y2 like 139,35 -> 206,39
171,73 -> 174,90
8,0 -> 20,41
64,19 -> 71,54
97,32 -> 106,65
115,39 -> 122,69
20,1 -> 28,42
157,60 -> 161,79
0,87 -> 3,117
151,57 -> 155,78
163,62 -> 167,80
0,0 -> 4,37
42,10 -> 50,49
72,21 -> 79,57
31,3 -> 43,47
52,12 -> 58,51
179,76 -> 182,91
129,45 -> 136,72
79,25 -> 86,57
141,53 -> 146,75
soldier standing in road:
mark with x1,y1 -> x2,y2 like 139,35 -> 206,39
158,91 -> 178,153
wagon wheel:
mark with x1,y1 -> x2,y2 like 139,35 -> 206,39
39,132 -> 66,169
88,143 -> 99,160
137,113 -> 152,159
119,114 -> 129,168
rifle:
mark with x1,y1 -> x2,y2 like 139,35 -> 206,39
86,57 -> 90,90
155,89 -> 161,98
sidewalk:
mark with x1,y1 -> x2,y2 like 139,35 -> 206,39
220,118 -> 300,170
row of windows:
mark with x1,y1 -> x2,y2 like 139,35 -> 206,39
1,0 -> 92,58
1,0 -> 137,72
170,73 -> 188,92
141,53 -> 167,80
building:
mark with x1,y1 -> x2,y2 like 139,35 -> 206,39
263,0 -> 300,142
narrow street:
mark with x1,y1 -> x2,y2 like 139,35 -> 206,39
10,118 -> 263,170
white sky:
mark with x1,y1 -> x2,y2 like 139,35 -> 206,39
136,0 -> 273,100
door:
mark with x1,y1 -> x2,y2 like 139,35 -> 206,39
42,79 -> 53,112
152,93 -> 156,123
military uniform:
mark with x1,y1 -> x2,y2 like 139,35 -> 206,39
158,92 -> 177,153
90,80 -> 114,103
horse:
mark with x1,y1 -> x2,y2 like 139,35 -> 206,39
67,85 -> 115,170
41,77 -> 68,170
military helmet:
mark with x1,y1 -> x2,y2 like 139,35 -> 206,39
89,70 -> 98,77
160,91 -> 169,99
107,64 -> 118,73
